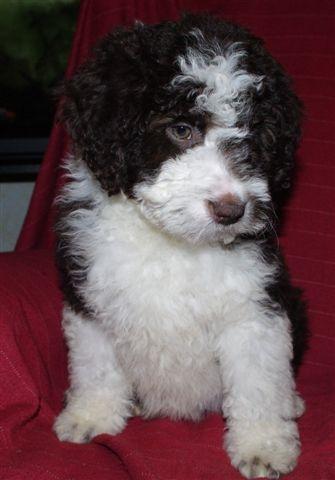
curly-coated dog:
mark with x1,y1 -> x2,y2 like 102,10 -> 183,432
54,13 -> 308,479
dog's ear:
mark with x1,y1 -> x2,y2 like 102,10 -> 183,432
58,27 -> 148,195
252,67 -> 303,206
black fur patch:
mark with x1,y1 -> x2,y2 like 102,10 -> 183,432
55,199 -> 92,316
259,239 -> 309,371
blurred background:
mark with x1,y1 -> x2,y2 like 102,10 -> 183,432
0,0 -> 80,251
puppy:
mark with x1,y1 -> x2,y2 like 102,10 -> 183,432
54,13 -> 308,479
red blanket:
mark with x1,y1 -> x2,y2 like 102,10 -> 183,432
1,1 -> 334,479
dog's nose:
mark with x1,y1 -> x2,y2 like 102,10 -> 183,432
208,195 -> 245,225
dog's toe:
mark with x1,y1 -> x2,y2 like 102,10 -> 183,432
238,457 -> 283,479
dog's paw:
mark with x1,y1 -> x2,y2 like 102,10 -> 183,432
237,456 -> 295,479
225,419 -> 300,479
54,398 -> 129,443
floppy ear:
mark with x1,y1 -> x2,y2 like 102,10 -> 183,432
252,65 -> 302,204
59,27 -> 148,195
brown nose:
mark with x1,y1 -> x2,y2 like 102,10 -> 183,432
208,195 -> 245,225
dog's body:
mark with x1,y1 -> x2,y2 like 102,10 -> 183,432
54,14 -> 307,479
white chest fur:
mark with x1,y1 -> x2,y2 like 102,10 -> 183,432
74,194 -> 275,419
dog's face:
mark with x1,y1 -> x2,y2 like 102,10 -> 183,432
61,14 -> 301,245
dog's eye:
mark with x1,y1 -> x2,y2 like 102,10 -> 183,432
165,122 -> 204,147
169,124 -> 192,140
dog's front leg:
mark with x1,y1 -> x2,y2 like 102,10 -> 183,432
54,306 -> 132,443
218,303 -> 302,479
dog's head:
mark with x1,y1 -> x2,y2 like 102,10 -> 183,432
61,13 -> 302,245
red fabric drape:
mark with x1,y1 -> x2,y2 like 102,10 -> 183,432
2,0 -> 334,479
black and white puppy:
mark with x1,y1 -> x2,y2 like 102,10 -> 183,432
54,14 -> 308,479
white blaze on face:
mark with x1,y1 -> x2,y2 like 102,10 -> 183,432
134,41 -> 269,244
172,39 -> 263,137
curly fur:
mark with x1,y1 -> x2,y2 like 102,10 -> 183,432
54,13 -> 308,479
